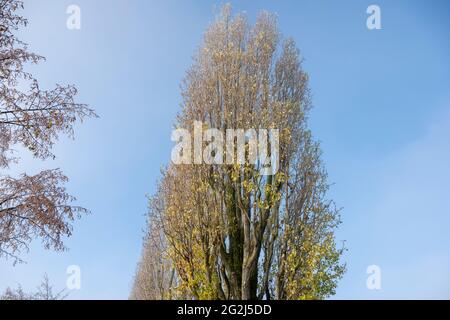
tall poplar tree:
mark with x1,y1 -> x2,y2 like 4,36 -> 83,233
132,5 -> 345,300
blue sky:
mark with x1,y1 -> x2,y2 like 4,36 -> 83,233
1,0 -> 449,299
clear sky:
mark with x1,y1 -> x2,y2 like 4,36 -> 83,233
1,0 -> 449,299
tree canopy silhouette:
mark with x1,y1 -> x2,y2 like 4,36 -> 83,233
0,0 -> 96,263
